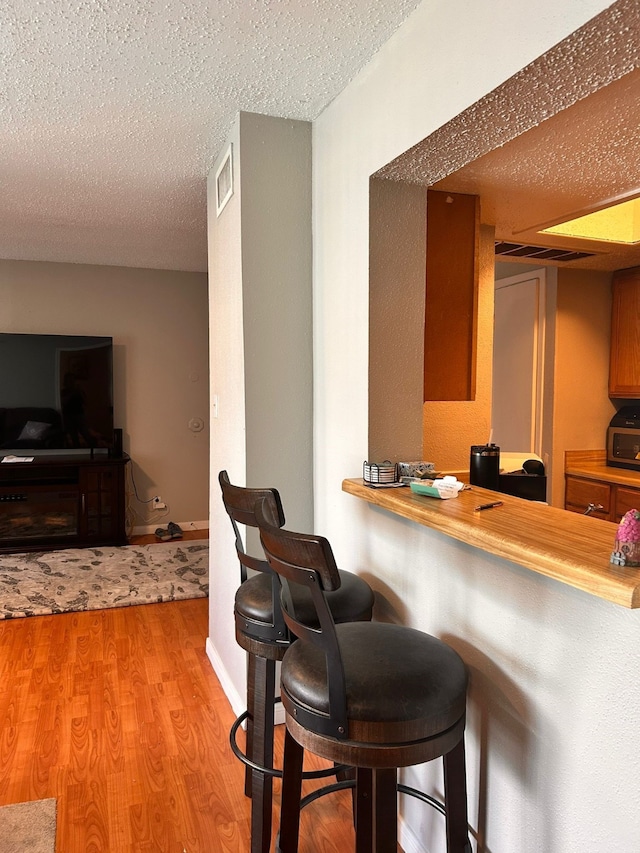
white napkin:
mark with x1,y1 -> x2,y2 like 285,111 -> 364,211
432,475 -> 465,499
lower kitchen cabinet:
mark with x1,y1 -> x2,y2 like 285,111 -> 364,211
565,474 -> 640,522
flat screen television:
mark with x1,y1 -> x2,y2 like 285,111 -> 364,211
0,333 -> 114,455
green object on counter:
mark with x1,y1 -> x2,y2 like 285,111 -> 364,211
410,478 -> 463,500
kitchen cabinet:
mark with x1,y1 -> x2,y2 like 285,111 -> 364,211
609,266 -> 640,398
565,474 -> 640,523
565,450 -> 640,523
424,189 -> 479,401
565,475 -> 611,520
613,486 -> 640,521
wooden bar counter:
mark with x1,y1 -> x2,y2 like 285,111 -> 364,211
343,478 -> 640,609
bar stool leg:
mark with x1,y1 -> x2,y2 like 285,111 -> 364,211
245,653 -> 257,798
443,738 -> 472,853
336,763 -> 357,824
355,768 -> 373,853
249,655 -> 277,853
277,729 -> 304,853
354,767 -> 397,852
373,768 -> 397,852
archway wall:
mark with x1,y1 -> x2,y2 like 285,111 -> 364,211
312,3 -> 640,853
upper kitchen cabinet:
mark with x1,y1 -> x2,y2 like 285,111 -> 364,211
424,190 -> 479,401
610,266 -> 640,397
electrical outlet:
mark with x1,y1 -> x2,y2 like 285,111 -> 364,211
153,496 -> 166,510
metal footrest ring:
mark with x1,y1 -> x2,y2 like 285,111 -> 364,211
229,706 -> 351,781
291,780 -> 472,853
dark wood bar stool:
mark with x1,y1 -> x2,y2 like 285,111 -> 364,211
218,471 -> 375,853
255,499 -> 472,853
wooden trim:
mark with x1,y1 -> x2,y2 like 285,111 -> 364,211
565,449 -> 607,466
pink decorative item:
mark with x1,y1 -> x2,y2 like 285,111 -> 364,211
611,509 -> 640,567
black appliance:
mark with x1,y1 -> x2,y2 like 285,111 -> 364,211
470,443 -> 500,490
470,444 -> 547,501
498,469 -> 547,502
0,333 -> 114,454
607,407 -> 640,470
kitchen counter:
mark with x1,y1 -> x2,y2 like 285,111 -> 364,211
343,477 -> 640,609
565,449 -> 640,486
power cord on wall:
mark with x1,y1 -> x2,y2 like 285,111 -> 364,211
125,464 -> 170,535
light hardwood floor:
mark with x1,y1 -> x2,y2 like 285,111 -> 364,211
0,580 -> 358,850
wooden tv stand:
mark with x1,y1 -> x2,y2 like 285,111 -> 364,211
0,453 -> 129,553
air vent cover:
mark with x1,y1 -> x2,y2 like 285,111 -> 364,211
494,241 -> 595,262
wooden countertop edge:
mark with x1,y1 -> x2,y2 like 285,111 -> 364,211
342,478 -> 640,609
565,464 -> 640,488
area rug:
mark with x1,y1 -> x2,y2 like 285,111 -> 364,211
0,798 -> 57,853
0,541 -> 209,619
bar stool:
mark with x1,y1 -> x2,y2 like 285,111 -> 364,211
255,498 -> 472,853
218,471 -> 375,853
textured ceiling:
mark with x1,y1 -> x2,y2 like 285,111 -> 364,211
376,0 -> 640,273
432,69 -> 640,272
0,0 -> 422,272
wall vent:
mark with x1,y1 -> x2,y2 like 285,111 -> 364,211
494,241 -> 596,262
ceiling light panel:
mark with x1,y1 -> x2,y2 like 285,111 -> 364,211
540,196 -> 640,245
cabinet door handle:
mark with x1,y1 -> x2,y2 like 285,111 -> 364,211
81,493 -> 86,515
584,502 -> 604,515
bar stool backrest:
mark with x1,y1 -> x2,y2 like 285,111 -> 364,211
255,497 -> 349,737
219,470 -> 287,641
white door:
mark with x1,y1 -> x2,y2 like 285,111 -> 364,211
492,269 -> 546,455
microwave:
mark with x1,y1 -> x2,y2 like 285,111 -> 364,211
607,407 -> 640,470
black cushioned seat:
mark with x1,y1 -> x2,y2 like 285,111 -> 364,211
219,471 -> 374,853
282,622 -> 467,741
255,499 -> 472,853
237,569 -> 375,631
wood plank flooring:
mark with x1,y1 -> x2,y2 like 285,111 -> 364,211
0,595 -> 358,852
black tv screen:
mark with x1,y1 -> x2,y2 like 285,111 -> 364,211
0,333 -> 114,454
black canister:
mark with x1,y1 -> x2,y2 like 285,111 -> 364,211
469,443 -> 500,490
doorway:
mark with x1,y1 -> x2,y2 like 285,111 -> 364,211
491,268 -> 547,457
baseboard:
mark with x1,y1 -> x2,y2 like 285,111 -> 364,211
131,519 -> 209,536
204,638 -> 286,727
205,637 -> 245,720
399,815 -> 430,853
274,700 -> 285,726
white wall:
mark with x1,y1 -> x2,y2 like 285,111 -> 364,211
206,118 -> 247,711
206,113 -> 313,715
0,259 -> 209,532
313,2 -> 638,852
